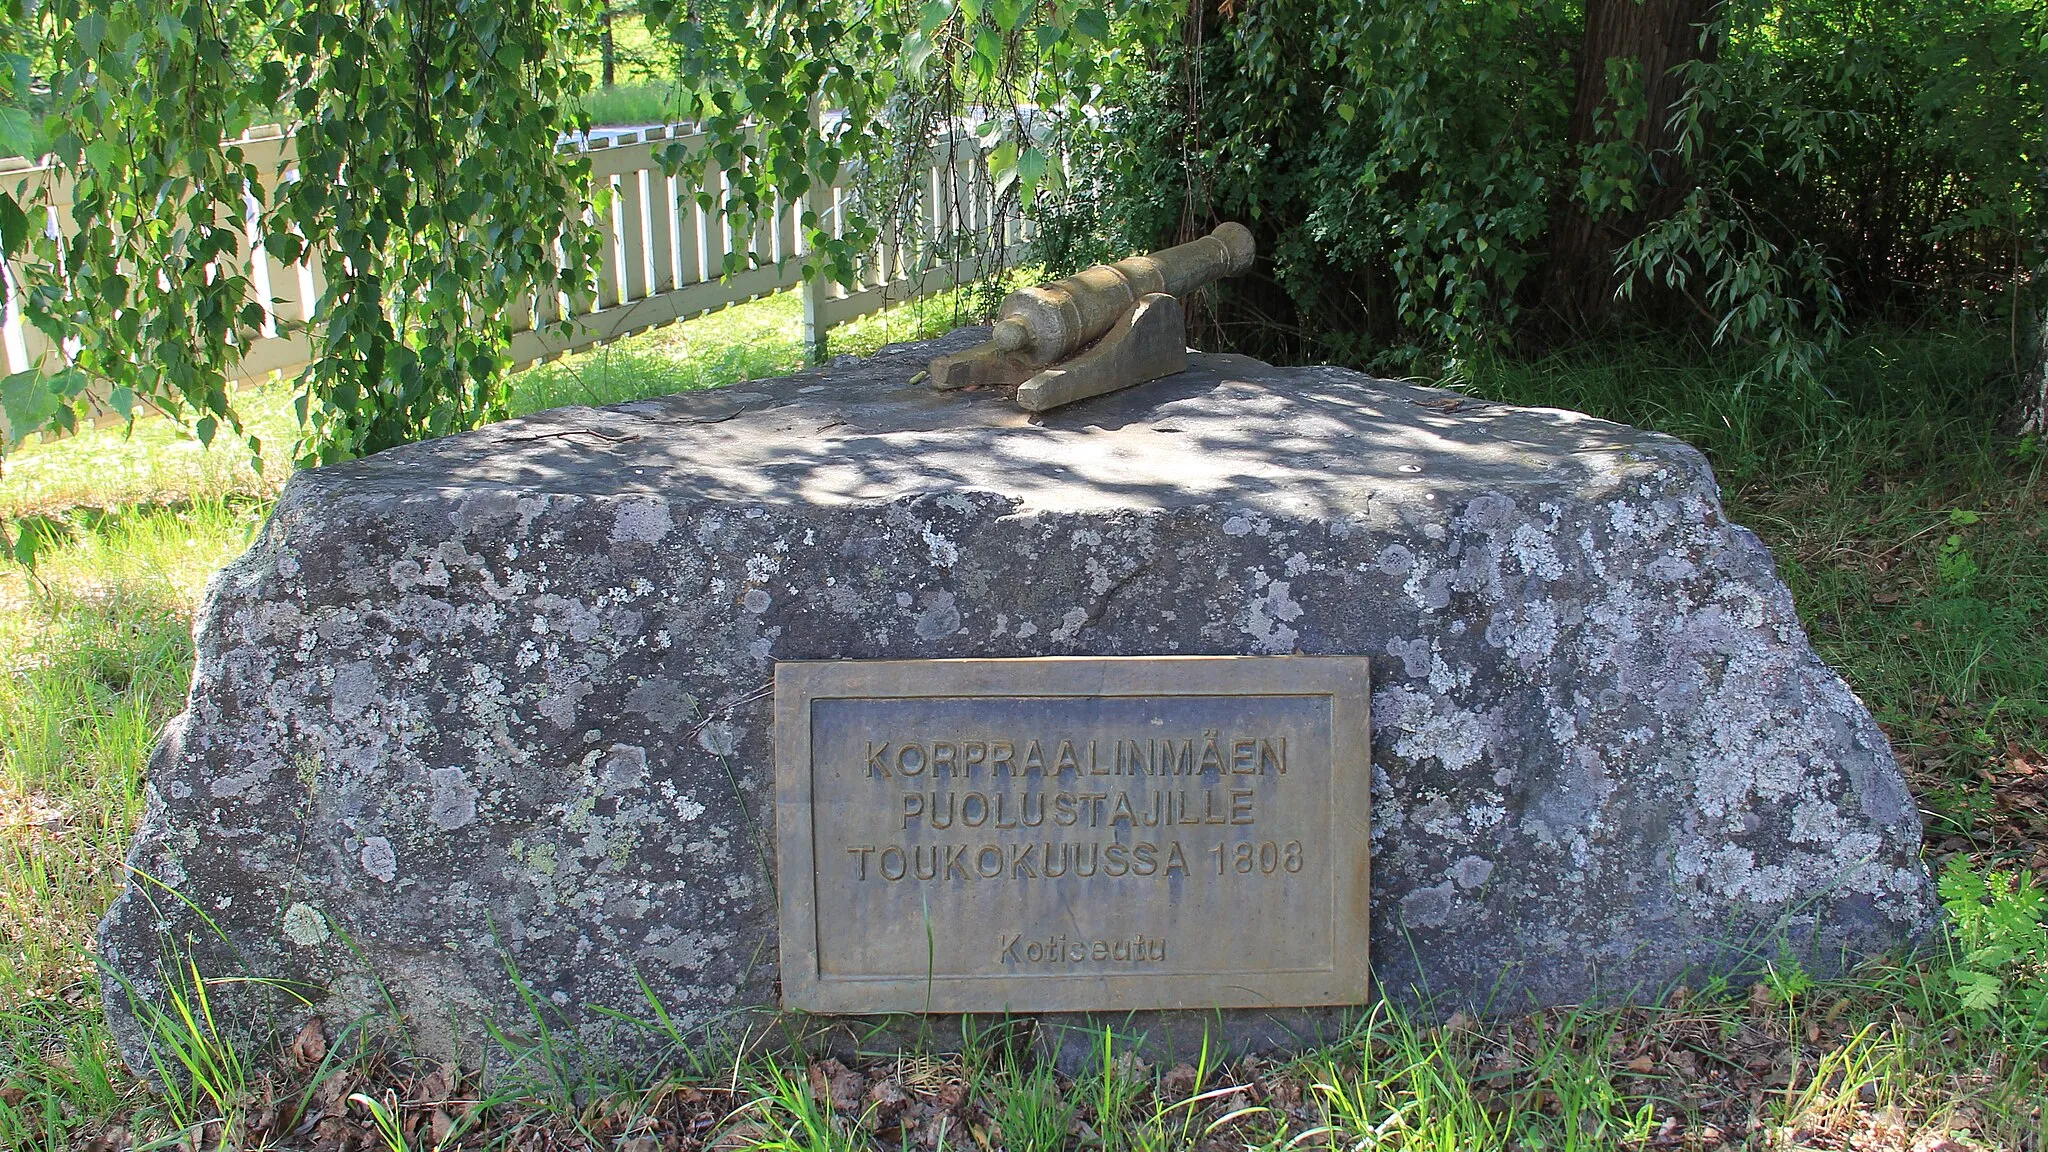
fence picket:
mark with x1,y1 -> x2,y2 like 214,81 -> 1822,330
648,170 -> 679,296
752,199 -> 778,274
619,167 -> 651,306
673,176 -> 703,288
595,172 -> 626,310
702,170 -> 731,281
1,262 -> 28,375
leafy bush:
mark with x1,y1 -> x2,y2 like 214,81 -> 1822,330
3,0 -> 2039,464
1050,0 -> 2047,377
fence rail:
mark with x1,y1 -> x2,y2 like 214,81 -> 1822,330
0,122 -> 1032,439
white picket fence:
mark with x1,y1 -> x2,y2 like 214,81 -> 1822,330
0,122 -> 1034,435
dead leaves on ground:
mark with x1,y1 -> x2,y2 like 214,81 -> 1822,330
743,1003 -> 2021,1152
796,1056 -> 973,1146
64,998 -> 2036,1152
1912,740 -> 2048,885
1979,742 -> 2048,880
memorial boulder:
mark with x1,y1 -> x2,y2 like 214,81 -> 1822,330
99,330 -> 1937,1075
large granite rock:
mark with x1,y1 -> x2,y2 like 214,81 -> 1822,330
100,331 -> 1936,1074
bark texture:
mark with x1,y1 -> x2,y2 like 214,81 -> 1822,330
1543,0 -> 1721,325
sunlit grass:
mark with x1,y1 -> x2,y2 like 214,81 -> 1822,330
0,391 -> 296,520
0,499 -> 259,1003
509,279 -> 1009,416
578,82 -> 684,128
0,499 -> 257,1149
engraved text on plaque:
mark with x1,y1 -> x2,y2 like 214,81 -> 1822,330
774,657 -> 1370,1013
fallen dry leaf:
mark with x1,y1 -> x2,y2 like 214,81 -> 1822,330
310,1069 -> 353,1112
707,1119 -> 768,1152
1749,981 -> 1776,1013
861,1075 -> 912,1131
290,1017 -> 328,1069
79,1126 -> 131,1152
808,1057 -> 867,1113
411,1061 -> 455,1107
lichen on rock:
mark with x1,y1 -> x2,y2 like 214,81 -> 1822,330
97,331 -> 1936,1075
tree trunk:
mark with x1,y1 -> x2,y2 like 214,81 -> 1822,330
600,1 -> 617,89
1543,0 -> 1721,327
2022,305 -> 2048,436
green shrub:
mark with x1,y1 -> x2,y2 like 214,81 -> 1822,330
1046,0 -> 2046,377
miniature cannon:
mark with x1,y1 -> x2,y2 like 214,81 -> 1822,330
928,223 -> 1255,412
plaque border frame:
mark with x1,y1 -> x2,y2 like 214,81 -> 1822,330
774,655 -> 1371,1014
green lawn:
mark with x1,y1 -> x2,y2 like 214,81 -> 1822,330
0,296 -> 2043,1150
579,82 -> 683,128
569,18 -> 684,127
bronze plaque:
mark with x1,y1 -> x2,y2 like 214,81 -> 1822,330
774,656 -> 1371,1013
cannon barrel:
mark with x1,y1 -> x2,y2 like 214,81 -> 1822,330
988,223 -> 1254,367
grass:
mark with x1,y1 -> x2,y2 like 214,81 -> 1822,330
0,297 -> 2043,1149
7,968 -> 2040,1149
509,275 -> 1014,414
569,19 -> 686,128
578,83 -> 685,129
0,397 -> 295,521
0,497 -> 260,1148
